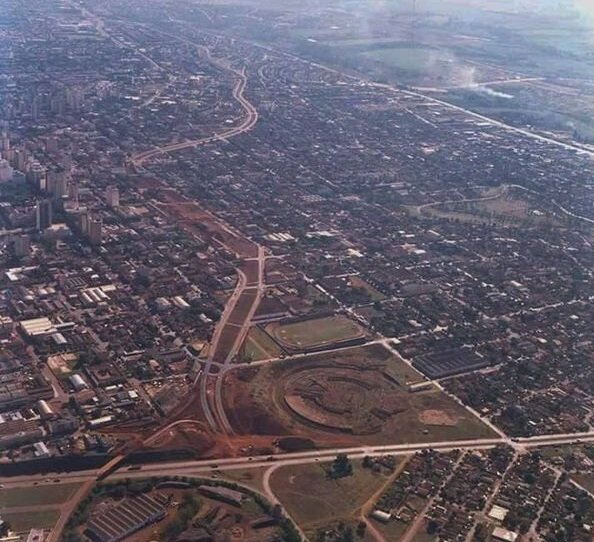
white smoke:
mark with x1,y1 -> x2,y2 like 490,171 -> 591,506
472,85 -> 514,99
456,65 -> 514,99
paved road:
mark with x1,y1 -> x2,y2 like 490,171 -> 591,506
8,431 -> 594,493
213,246 -> 267,433
11,430 -> 594,541
122,22 -> 265,436
46,478 -> 95,542
200,267 -> 248,432
131,30 -> 258,166
41,10 -> 594,541
149,245 -> 265,439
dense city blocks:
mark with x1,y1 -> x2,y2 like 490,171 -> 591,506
0,0 -> 592,541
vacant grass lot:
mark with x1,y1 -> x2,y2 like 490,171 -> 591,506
0,483 -> 81,508
1,509 -> 59,531
270,460 -> 394,529
241,326 -> 282,361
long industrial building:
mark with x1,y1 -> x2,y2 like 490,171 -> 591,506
85,493 -> 168,542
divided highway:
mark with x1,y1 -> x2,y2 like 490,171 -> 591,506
8,432 -> 594,493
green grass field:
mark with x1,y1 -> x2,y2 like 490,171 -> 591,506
383,351 -> 425,385
268,315 -> 364,350
1,509 -> 59,531
270,460 -> 394,529
241,326 -> 283,362
0,483 -> 81,508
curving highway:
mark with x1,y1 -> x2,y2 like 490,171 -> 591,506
131,31 -> 258,166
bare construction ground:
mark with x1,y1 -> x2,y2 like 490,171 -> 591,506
223,344 -> 497,448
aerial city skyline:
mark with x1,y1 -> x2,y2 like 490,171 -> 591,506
0,1 -> 592,541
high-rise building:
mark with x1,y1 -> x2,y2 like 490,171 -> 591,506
47,169 -> 68,198
0,159 -> 13,182
105,185 -> 120,208
28,161 -> 47,191
0,132 -> 10,153
12,234 -> 30,258
36,199 -> 53,230
68,181 -> 79,209
66,87 -> 84,111
77,209 -> 89,234
31,96 -> 40,120
88,216 -> 102,245
14,149 -> 28,172
53,172 -> 68,199
62,154 -> 72,173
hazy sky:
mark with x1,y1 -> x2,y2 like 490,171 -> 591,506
572,0 -> 594,20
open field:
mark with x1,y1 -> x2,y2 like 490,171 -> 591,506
573,474 -> 594,494
265,315 -> 366,353
212,324 -> 242,363
240,259 -> 259,286
1,509 -> 59,531
0,483 -> 81,508
240,326 -> 283,362
375,520 -> 409,541
224,344 -> 496,447
270,460 -> 391,529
